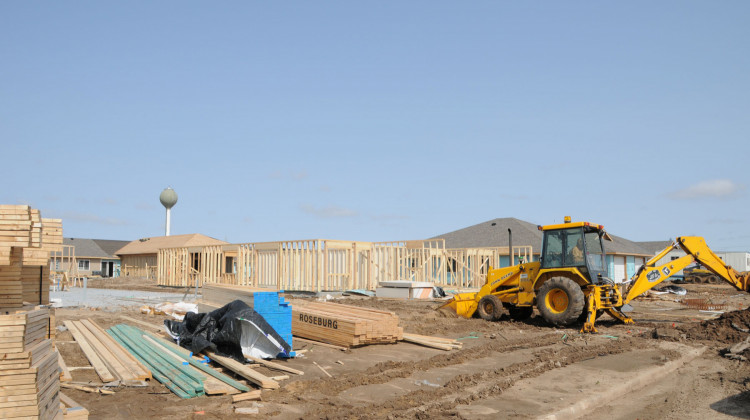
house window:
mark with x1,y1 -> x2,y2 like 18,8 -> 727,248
78,260 -> 90,271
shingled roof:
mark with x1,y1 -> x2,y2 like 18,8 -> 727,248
431,218 -> 654,256
636,240 -> 673,255
64,238 -> 130,259
115,233 -> 227,255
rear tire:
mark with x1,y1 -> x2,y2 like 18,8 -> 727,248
537,277 -> 585,327
508,306 -> 534,321
477,295 -> 505,321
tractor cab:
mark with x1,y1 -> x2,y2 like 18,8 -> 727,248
539,219 -> 609,284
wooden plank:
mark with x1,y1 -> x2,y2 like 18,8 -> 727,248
118,316 -> 163,332
312,361 -> 332,378
68,320 -> 132,381
60,383 -> 114,395
231,390 -> 262,403
63,321 -> 115,382
242,355 -> 304,376
203,351 -> 279,390
57,351 -> 72,382
80,319 -> 150,380
401,335 -> 455,351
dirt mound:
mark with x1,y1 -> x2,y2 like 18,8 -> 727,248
679,308 -> 750,344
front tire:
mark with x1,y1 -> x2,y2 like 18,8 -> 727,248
477,295 -> 505,321
537,277 -> 585,327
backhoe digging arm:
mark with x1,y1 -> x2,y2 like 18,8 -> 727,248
624,236 -> 750,304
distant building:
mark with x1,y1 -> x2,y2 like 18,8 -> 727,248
60,238 -> 130,277
432,218 -> 653,283
115,234 -> 228,278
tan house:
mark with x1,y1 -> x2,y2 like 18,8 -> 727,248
60,238 -> 131,278
116,234 -> 227,278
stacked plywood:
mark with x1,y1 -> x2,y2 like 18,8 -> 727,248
0,307 -> 61,419
0,205 -> 63,307
292,301 -> 402,348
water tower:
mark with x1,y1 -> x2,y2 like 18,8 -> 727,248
159,187 -> 178,236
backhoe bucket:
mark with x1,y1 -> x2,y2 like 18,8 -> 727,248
438,292 -> 478,318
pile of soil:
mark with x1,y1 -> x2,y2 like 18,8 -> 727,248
679,308 -> 750,343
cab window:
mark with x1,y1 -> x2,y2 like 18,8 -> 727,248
542,230 -> 564,268
564,230 -> 584,266
584,230 -> 604,271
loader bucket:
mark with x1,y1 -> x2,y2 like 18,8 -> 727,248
437,292 -> 479,318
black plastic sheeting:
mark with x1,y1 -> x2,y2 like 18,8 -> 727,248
164,300 -> 291,361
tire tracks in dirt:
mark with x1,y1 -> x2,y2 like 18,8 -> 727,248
270,333 -> 647,419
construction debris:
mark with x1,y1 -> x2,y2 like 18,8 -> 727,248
165,300 -> 292,361
59,392 -> 89,419
680,298 -> 729,311
401,333 -> 463,351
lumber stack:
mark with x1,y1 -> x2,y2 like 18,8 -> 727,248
201,284 -> 278,307
63,319 -> 151,384
0,307 -> 62,419
0,248 -> 24,307
292,301 -> 403,348
0,205 -> 64,307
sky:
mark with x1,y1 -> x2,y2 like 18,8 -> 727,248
2,2 -> 749,251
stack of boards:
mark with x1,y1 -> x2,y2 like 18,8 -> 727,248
200,284 -> 278,308
292,301 -> 403,348
63,319 -> 151,384
0,307 -> 62,419
0,205 -> 63,307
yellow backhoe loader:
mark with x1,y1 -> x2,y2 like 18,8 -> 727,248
440,217 -> 750,332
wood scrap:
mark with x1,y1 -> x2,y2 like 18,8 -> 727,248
401,333 -> 462,351
243,354 -> 304,376
59,392 -> 89,420
203,351 -> 279,390
60,383 -> 114,395
312,361 -> 332,377
232,390 -> 262,403
58,350 -> 73,382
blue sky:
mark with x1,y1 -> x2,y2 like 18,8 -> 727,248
2,2 -> 749,250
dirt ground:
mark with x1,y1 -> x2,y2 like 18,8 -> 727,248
54,280 -> 750,419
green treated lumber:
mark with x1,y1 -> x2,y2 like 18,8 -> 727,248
108,325 -> 203,398
117,325 -> 206,385
112,325 -> 204,392
141,331 -> 251,392
109,325 -> 199,398
107,328 -> 192,399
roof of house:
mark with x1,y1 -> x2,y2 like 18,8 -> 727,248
431,218 -> 655,256
115,233 -> 228,255
64,238 -> 130,259
636,240 -> 674,255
